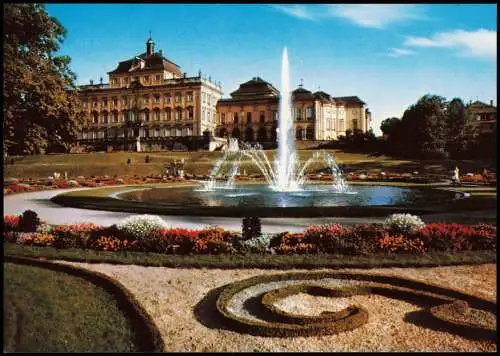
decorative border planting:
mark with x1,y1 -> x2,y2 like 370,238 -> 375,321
214,271 -> 497,339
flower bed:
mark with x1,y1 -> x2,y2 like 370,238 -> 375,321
3,212 -> 496,256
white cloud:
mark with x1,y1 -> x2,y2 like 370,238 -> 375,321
388,48 -> 415,58
327,4 -> 423,29
272,5 -> 316,21
404,29 -> 497,60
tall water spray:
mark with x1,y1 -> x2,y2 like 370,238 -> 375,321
275,47 -> 297,191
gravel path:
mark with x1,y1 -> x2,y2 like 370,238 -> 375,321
53,261 -> 496,352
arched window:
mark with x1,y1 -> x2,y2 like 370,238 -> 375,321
102,111 -> 108,124
143,110 -> 150,122
187,106 -> 194,120
92,112 -> 98,124
175,108 -> 182,121
258,127 -> 267,141
164,108 -> 171,121
296,127 -> 303,140
306,126 -> 314,140
245,127 -> 254,141
233,112 -> 238,124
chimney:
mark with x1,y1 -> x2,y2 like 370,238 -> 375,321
90,79 -> 94,85
490,100 -> 494,106
100,77 -> 103,85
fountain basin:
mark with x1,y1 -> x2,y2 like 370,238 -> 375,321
51,183 -> 469,218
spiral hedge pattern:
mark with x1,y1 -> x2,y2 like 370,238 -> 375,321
214,271 -> 497,339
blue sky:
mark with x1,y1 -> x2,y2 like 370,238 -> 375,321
46,4 -> 497,135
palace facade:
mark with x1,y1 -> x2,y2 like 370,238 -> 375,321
73,38 -> 371,152
467,100 -> 497,134
215,77 -> 371,143
74,37 -> 222,152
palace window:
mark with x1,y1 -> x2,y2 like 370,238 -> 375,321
175,108 -> 181,121
154,127 -> 160,137
92,112 -> 98,124
155,74 -> 161,81
143,110 -> 150,121
123,97 -> 128,105
143,95 -> 149,104
247,112 -> 252,124
112,97 -> 118,106
306,107 -> 314,120
164,127 -> 171,137
155,110 -> 160,121
103,112 -> 108,124
176,127 -> 182,137
187,107 -> 194,120
352,119 -> 358,130
154,95 -> 160,104
165,94 -> 171,103
221,113 -> 226,124
165,109 -> 171,121
186,127 -> 193,136
233,112 -> 238,124
103,98 -> 108,106
175,93 -> 181,102
112,112 -> 118,123
260,111 -> 265,123
144,76 -> 149,83
187,92 -> 193,102
202,93 -> 206,103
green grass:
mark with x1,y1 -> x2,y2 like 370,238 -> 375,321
3,262 -> 139,352
5,150 -> 493,179
4,243 -> 496,269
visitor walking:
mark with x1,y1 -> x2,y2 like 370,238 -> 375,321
482,168 -> 489,185
451,166 -> 460,186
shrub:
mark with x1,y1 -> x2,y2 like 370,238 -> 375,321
193,226 -> 236,254
164,228 -> 200,254
89,236 -> 134,252
345,224 -> 386,255
116,215 -> 169,242
384,213 -> 424,236
4,215 -> 20,232
239,233 -> 273,253
18,210 -> 40,233
303,224 -> 352,254
376,233 -> 425,254
416,223 -> 496,252
242,217 -> 262,240
52,223 -> 103,249
16,232 -> 55,247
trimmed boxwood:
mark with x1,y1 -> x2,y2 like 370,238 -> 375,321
214,271 -> 496,338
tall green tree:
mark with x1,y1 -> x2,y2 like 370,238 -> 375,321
380,117 -> 401,136
3,3 -> 83,155
445,98 -> 478,158
387,95 -> 447,158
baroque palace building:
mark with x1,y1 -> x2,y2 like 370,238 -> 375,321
74,38 -> 371,152
74,36 -> 222,152
215,77 -> 371,143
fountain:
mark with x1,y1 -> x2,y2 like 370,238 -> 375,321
114,47 -> 463,213
200,47 -> 350,194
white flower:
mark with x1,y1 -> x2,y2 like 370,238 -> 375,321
117,214 -> 168,241
384,213 -> 424,235
241,233 -> 273,253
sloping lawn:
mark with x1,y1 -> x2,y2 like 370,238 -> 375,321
4,262 -> 139,352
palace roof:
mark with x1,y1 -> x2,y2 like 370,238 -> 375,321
108,51 -> 182,76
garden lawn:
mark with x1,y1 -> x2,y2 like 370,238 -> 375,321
4,150 -> 492,179
3,262 -> 138,352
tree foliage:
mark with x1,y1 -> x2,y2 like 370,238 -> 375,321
445,98 -> 478,158
3,3 -> 83,155
380,117 -> 401,136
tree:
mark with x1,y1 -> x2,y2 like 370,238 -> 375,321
380,117 -> 401,136
445,98 -> 478,158
3,3 -> 83,155
387,95 -> 447,158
